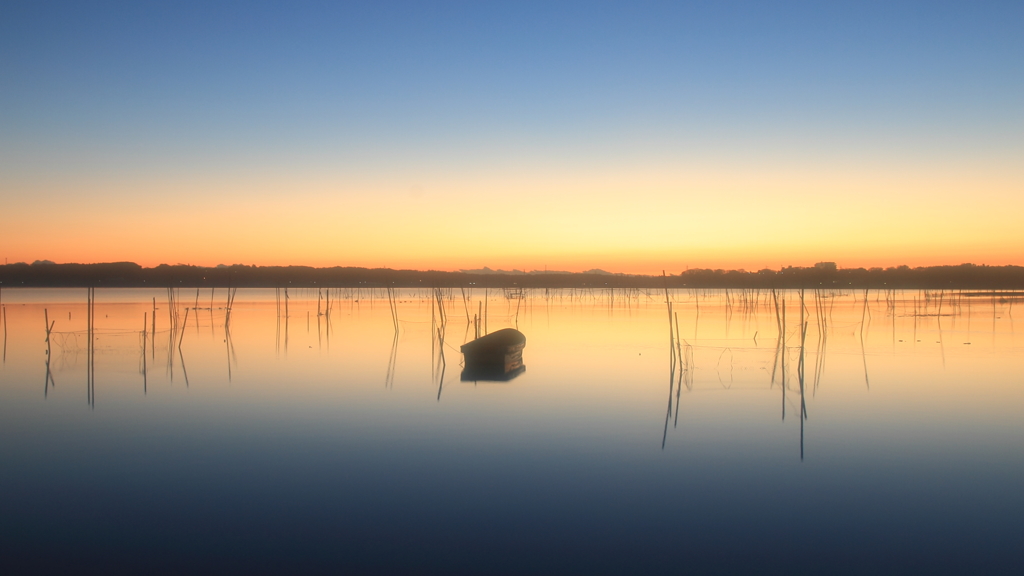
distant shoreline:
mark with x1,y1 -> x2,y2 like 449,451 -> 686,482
2,262 -> 1024,290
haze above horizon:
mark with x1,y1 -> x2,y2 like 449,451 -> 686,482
2,1 -> 1022,274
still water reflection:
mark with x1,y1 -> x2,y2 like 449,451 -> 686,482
1,287 -> 1022,574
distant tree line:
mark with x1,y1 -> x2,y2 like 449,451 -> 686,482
1,261 -> 1023,290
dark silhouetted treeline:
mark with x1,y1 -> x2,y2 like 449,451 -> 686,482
2,261 -> 1024,289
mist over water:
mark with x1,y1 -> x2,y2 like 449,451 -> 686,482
1,287 -> 1022,574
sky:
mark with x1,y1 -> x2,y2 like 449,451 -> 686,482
1,1 -> 1022,274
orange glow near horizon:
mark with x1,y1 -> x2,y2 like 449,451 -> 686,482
4,157 -> 1023,275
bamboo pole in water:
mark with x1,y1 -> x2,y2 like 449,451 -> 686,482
44,308 -> 55,396
87,287 -> 95,408
781,297 -> 787,421
178,308 -> 190,350
662,272 -> 675,365
151,297 -> 156,360
142,312 -> 147,394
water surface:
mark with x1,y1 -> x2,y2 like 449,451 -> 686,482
1,287 -> 1022,574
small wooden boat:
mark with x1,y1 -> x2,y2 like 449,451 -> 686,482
460,328 -> 526,381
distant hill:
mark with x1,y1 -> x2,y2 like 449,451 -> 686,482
458,267 -> 621,276
2,261 -> 1024,289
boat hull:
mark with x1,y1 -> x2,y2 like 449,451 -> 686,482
460,328 -> 527,382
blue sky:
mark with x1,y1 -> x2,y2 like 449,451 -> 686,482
6,1 -> 1019,154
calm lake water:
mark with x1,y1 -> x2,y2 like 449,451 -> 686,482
1,287 -> 1022,574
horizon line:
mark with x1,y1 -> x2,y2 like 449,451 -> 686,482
5,259 -> 1023,277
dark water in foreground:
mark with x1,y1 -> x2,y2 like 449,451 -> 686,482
1,288 -> 1022,574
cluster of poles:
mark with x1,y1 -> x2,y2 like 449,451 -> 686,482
19,286 -> 1017,429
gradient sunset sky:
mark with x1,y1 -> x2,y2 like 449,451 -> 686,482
2,1 -> 1021,274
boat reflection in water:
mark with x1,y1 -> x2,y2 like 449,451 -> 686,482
460,328 -> 526,382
